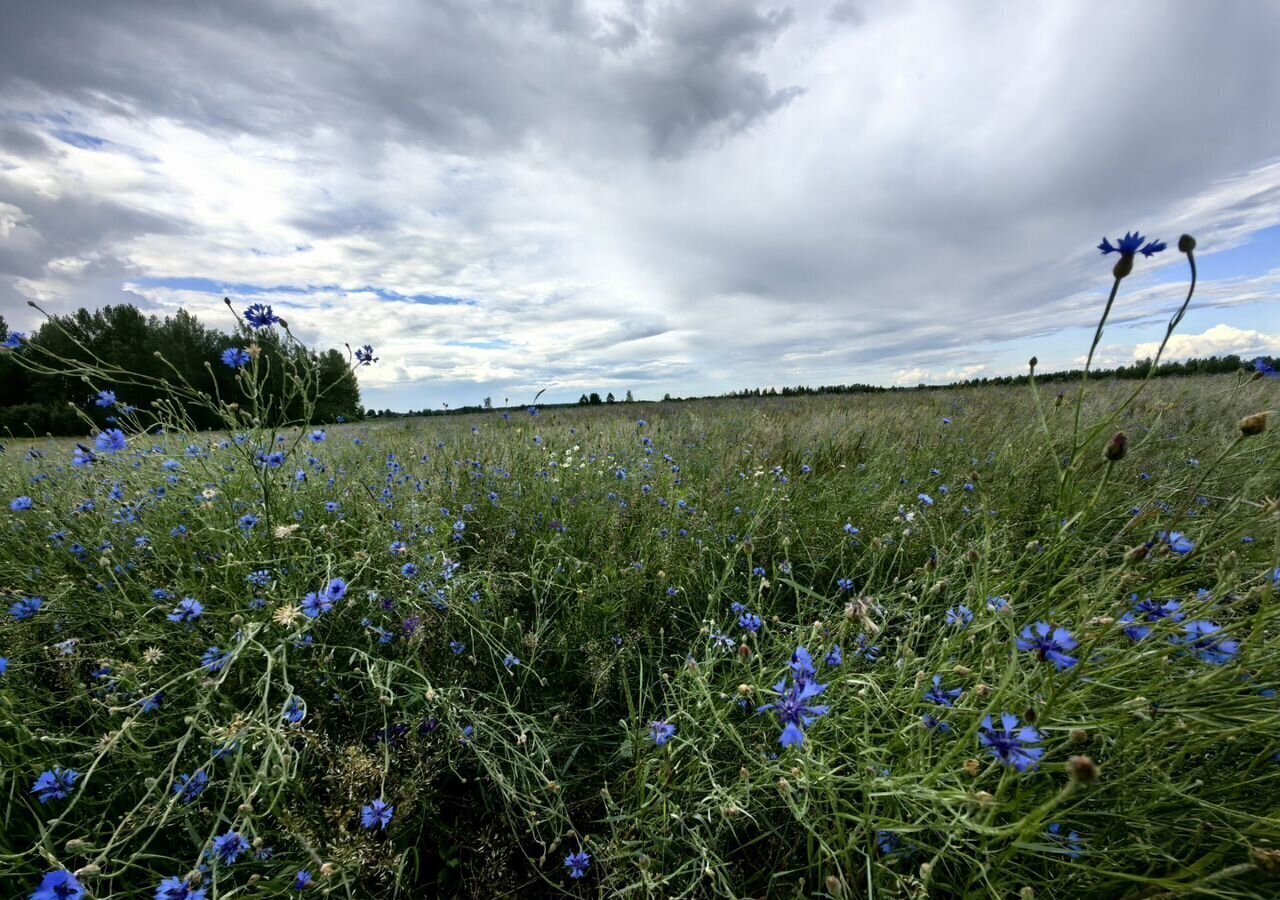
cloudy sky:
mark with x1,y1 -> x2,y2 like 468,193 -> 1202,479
2,0 -> 1279,410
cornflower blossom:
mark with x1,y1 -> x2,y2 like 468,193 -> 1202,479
1017,623 -> 1079,670
978,713 -> 1044,772
649,720 -> 676,746
243,303 -> 279,328
31,767 -> 80,803
757,646 -> 830,747
361,798 -> 395,830
564,849 -> 591,879
1178,621 -> 1239,665
221,347 -> 251,368
212,830 -> 248,864
167,598 -> 204,624
31,871 -> 85,900
156,876 -> 206,899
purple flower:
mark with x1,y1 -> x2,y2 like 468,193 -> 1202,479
31,870 -> 84,900
167,598 -> 204,623
31,767 -> 80,803
649,720 -> 676,746
924,675 -> 961,708
1177,621 -> 1239,665
243,303 -> 280,329
361,798 -> 395,830
212,829 -> 247,864
564,849 -> 591,879
354,345 -> 378,366
221,347 -> 251,368
301,592 -> 333,619
156,876 -> 207,899
1157,530 -> 1195,555
293,870 -> 313,891
978,713 -> 1044,772
1017,622 -> 1079,670
757,648 -> 831,747
1098,231 -> 1166,258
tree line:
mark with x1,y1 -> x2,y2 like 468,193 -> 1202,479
0,304 -> 362,437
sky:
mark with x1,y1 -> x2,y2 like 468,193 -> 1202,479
1,0 -> 1279,412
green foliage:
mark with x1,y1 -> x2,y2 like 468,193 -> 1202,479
0,305 -> 362,436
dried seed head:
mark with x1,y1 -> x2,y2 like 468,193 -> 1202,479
1240,412 -> 1268,437
1070,728 -> 1089,744
963,758 -> 981,777
1104,431 -> 1128,462
1124,544 -> 1150,565
1067,755 -> 1101,785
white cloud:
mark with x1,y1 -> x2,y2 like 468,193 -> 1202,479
2,1 -> 1280,407
1133,324 -> 1280,362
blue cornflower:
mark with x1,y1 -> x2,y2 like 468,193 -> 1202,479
257,451 -> 285,469
563,849 -> 591,879
10,495 -> 33,511
1017,622 -> 1079,670
156,875 -> 207,899
1047,823 -> 1085,861
237,514 -> 259,531
293,870 -> 313,891
354,344 -> 378,366
247,569 -> 271,587
738,612 -> 762,633
212,829 -> 248,864
167,598 -> 204,623
243,303 -> 279,329
825,645 -> 843,666
1156,530 -> 1195,555
201,647 -> 230,672
1178,621 -> 1239,665
0,657 -> 7,676
649,720 -> 676,746
836,577 -> 854,592
284,695 -> 306,724
309,429 -> 326,443
978,713 -> 1044,772
449,640 -> 466,655
31,870 -> 85,900
1253,357 -> 1278,378
503,653 -> 520,669
1098,231 -> 1166,258
174,770 -> 208,804
95,389 -> 118,407
31,767 -> 80,803
72,445 -> 97,467
301,592 -> 333,619
10,597 -> 42,620
361,798 -> 395,830
221,347 -> 251,368
325,578 -> 348,602
946,605 -> 974,627
918,493 -> 934,506
3,331 -> 27,349
924,675 -> 961,707
757,648 -> 831,747
94,428 -> 128,454
140,693 -> 163,714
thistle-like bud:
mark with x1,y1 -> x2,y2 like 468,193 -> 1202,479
1070,728 -> 1089,744
1067,755 -> 1101,785
1178,234 -> 1196,253
1240,412 -> 1268,437
1029,356 -> 1038,371
1104,432 -> 1128,462
1113,255 -> 1134,279
963,758 -> 980,777
1124,544 -> 1149,565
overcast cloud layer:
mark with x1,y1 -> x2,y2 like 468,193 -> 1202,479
2,0 -> 1280,408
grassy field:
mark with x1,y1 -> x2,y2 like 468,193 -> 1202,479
2,364 -> 1279,898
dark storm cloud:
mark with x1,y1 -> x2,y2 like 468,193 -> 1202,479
2,0 -> 1279,407
0,0 -> 800,157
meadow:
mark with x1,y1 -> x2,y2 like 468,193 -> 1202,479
3,246 -> 1280,898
